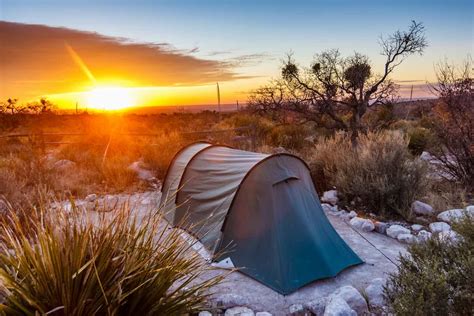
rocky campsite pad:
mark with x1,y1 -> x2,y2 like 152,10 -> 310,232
61,191 -> 406,315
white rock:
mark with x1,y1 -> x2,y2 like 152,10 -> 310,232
324,296 -> 356,316
386,225 -> 410,239
330,286 -> 368,315
417,230 -> 432,241
53,159 -> 76,170
349,217 -> 375,232
255,313 -> 272,316
411,200 -> 434,216
397,233 -> 417,244
225,306 -> 255,316
199,312 -> 212,316
365,278 -> 385,308
411,224 -> 424,232
332,210 -> 348,218
374,221 -> 389,234
322,203 -> 338,213
437,208 -> 473,223
288,303 -> 304,314
128,161 -> 156,182
321,190 -> 338,205
305,297 -> 327,316
85,194 -> 97,202
429,222 -> 451,233
347,211 -> 357,219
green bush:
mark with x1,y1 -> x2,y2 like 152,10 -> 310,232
407,127 -> 433,155
309,131 -> 428,219
384,216 -> 474,315
0,203 -> 224,315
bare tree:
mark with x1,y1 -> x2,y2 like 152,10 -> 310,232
248,21 -> 427,141
26,98 -> 55,114
0,98 -> 24,114
430,57 -> 473,189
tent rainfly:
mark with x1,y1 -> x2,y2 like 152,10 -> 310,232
160,142 -> 363,295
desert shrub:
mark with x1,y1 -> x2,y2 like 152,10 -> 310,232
101,155 -> 138,190
0,141 -> 54,208
267,124 -> 312,150
0,203 -> 224,315
309,131 -> 428,219
142,132 -> 185,180
430,59 -> 473,190
407,127 -> 433,155
384,215 -> 474,315
424,181 -> 469,213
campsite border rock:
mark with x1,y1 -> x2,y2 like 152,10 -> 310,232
386,225 -> 410,239
349,217 -> 375,232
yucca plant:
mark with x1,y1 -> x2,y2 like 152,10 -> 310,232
0,201 -> 224,315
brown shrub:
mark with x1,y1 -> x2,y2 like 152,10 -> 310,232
309,131 -> 428,219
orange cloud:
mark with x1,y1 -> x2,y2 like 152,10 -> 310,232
0,21 -> 253,100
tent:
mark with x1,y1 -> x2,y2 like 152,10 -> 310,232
160,142 -> 363,294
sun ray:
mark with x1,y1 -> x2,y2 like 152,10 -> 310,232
65,43 -> 97,85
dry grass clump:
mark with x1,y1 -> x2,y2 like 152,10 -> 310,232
309,131 -> 428,219
0,203 -> 224,315
142,132 -> 185,179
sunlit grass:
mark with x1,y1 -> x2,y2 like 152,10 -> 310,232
0,202 -> 225,315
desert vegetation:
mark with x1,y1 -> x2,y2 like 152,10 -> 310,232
0,18 -> 472,314
0,202 -> 224,315
384,215 -> 474,315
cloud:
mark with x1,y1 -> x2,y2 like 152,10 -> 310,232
0,21 -> 252,99
225,53 -> 273,67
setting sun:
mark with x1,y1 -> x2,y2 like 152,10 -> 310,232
86,87 -> 135,110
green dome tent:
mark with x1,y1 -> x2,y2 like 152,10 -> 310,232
160,142 -> 363,295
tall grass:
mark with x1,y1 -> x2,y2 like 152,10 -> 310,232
0,202 -> 224,315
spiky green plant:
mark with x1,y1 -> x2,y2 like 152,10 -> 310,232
0,201 -> 224,315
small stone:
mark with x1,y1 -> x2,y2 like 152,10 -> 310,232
213,294 -> 248,308
330,285 -> 368,315
411,224 -> 424,232
349,217 -> 375,232
52,159 -> 76,170
289,303 -> 307,315
437,208 -> 473,224
386,225 -> 410,239
324,296 -> 356,316
411,200 -> 434,216
417,230 -> 432,242
374,221 -> 389,234
85,194 -> 97,202
225,306 -> 255,316
397,233 -> 417,244
365,278 -> 385,308
321,190 -> 338,205
347,211 -> 357,219
199,312 -> 213,316
429,222 -> 451,233
305,297 -> 327,316
255,313 -> 272,316
322,203 -> 338,213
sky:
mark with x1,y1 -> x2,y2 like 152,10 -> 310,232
0,0 -> 473,110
